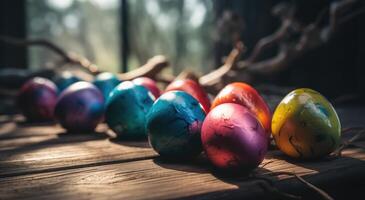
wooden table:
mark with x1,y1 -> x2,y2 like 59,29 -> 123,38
0,106 -> 364,199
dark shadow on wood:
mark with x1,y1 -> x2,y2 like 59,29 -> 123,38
15,120 -> 57,127
109,137 -> 151,149
152,154 -> 212,174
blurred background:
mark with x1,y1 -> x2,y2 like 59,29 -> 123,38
0,0 -> 365,106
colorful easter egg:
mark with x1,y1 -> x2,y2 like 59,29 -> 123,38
272,88 -> 341,159
54,81 -> 104,132
165,79 -> 211,113
105,81 -> 155,139
93,72 -> 121,101
17,77 -> 58,122
54,71 -> 81,92
212,82 -> 271,134
132,77 -> 160,99
201,103 -> 268,172
147,91 -> 206,158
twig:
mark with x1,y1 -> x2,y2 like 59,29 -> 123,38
332,128 -> 365,157
259,160 -> 275,168
118,55 -> 169,81
199,41 -> 245,93
0,35 -> 99,74
255,179 -> 302,200
253,171 -> 334,200
338,5 -> 365,26
0,36 -> 170,81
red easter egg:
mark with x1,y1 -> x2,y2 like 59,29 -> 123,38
201,103 -> 268,172
165,79 -> 211,112
211,82 -> 271,134
132,77 -> 161,99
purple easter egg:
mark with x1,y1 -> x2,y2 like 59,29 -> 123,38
55,81 -> 104,132
17,77 -> 58,122
201,103 -> 268,172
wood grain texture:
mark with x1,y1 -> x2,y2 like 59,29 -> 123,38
0,123 -> 157,178
0,148 -> 364,200
0,106 -> 364,199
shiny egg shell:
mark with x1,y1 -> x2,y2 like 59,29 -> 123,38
55,81 -> 104,132
272,88 -> 341,159
202,103 -> 268,172
165,79 -> 211,113
93,72 -> 121,102
105,81 -> 155,139
54,71 -> 81,93
212,82 -> 271,134
147,91 -> 206,158
132,77 -> 161,99
18,77 -> 58,122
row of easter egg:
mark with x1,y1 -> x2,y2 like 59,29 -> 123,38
17,71 -> 161,129
17,74 -> 341,173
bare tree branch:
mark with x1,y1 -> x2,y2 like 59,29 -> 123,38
0,36 -> 169,81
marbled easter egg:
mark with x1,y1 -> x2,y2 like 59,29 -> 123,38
105,81 -> 155,139
202,103 -> 268,172
272,88 -> 341,159
147,91 -> 206,158
212,82 -> 271,134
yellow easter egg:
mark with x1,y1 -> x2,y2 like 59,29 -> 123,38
272,88 -> 341,159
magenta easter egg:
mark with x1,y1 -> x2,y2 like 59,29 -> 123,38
54,81 -> 104,132
132,77 -> 161,99
201,103 -> 268,172
17,77 -> 58,122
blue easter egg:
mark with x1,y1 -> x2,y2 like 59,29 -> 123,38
93,72 -> 121,102
54,71 -> 81,93
105,81 -> 155,139
146,91 -> 206,158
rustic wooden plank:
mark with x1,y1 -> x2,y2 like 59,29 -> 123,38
0,121 -> 63,139
0,148 -> 364,200
0,106 -> 364,199
0,139 -> 157,178
0,123 -> 157,177
0,123 -> 112,149
0,106 -> 364,180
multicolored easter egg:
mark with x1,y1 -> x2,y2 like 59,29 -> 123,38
211,82 -> 271,134
54,71 -> 81,93
93,72 -> 121,101
132,77 -> 160,99
272,88 -> 341,159
54,81 -> 104,132
165,79 -> 211,113
147,91 -> 206,158
201,103 -> 268,172
105,81 -> 155,139
17,77 -> 58,122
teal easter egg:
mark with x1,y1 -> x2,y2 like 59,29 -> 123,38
105,81 -> 155,139
93,72 -> 121,102
54,71 -> 81,93
147,91 -> 206,158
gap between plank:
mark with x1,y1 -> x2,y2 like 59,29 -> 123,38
0,154 -> 158,179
